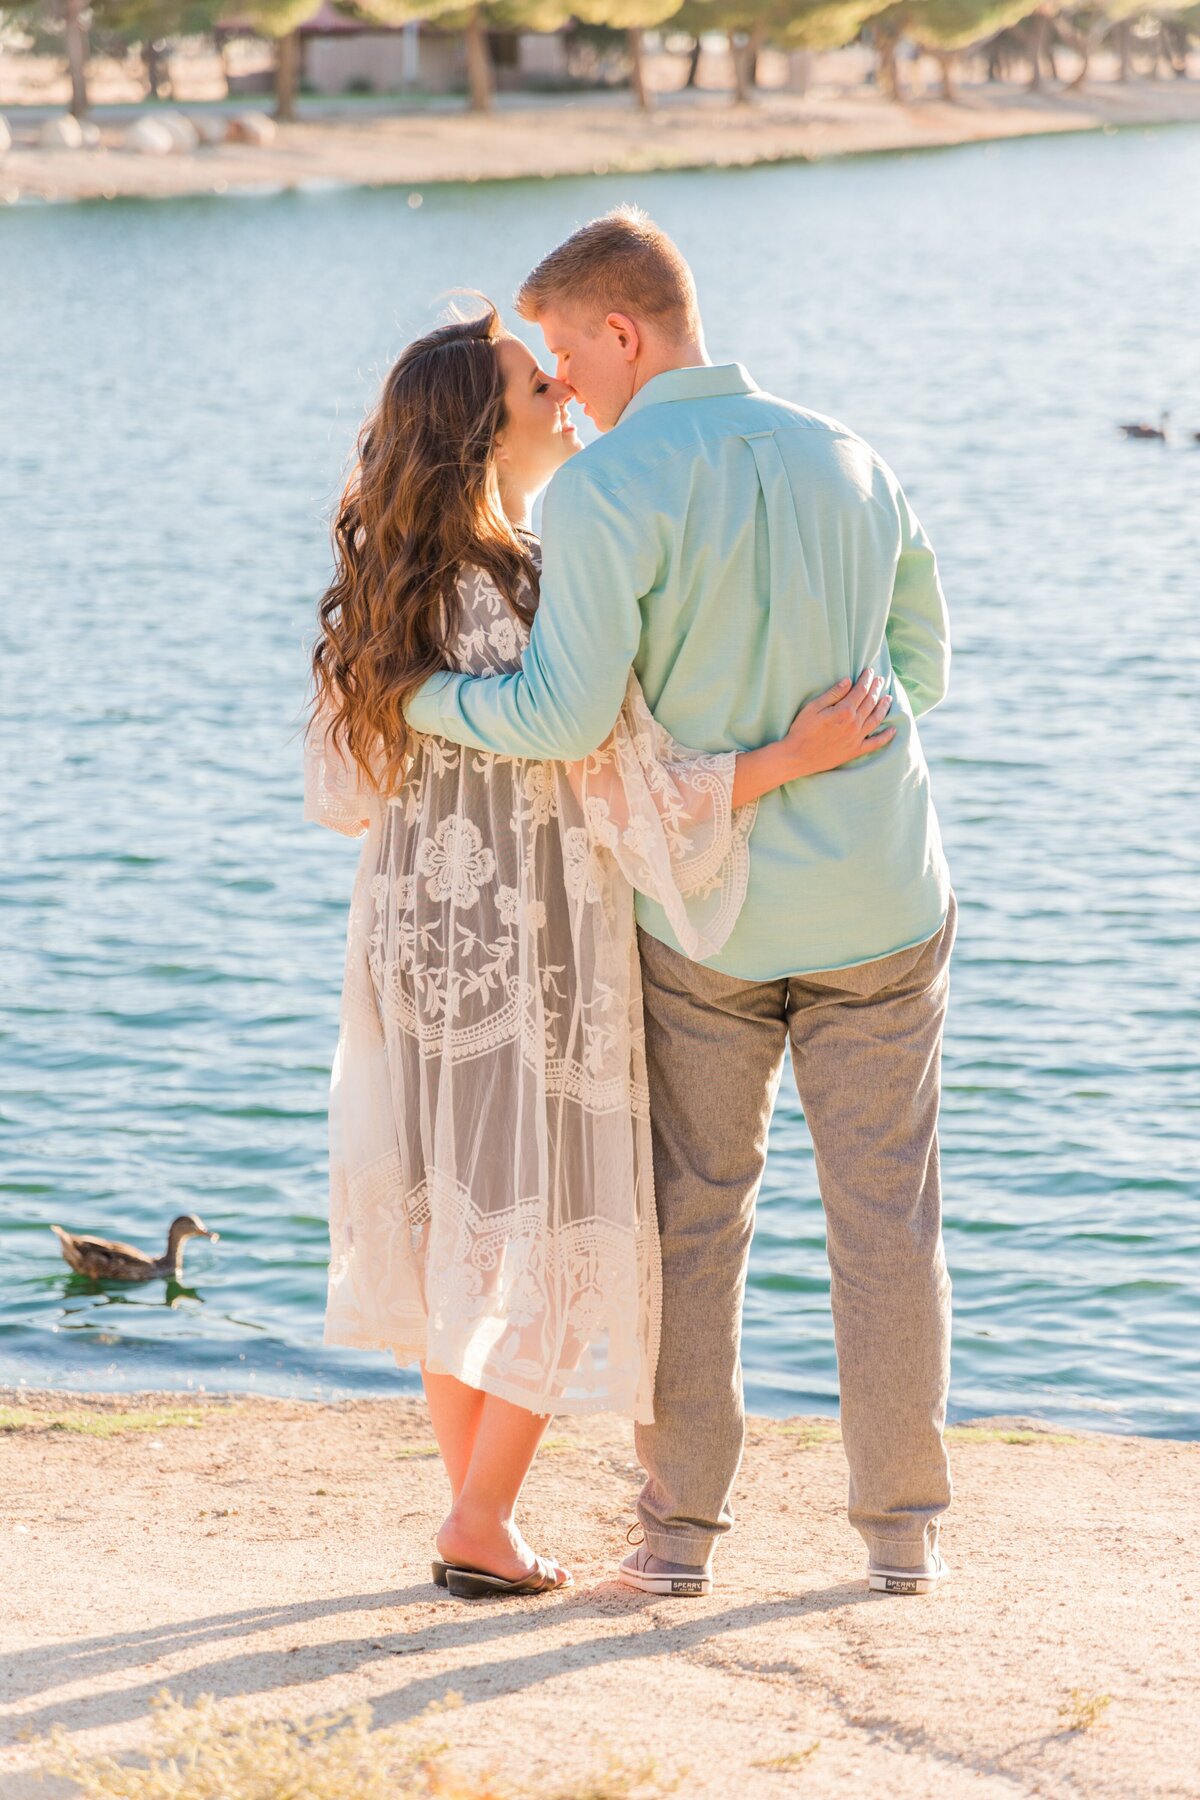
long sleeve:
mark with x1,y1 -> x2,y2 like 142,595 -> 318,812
885,482 -> 950,719
303,705 -> 379,838
567,676 -> 758,964
403,461 -> 652,761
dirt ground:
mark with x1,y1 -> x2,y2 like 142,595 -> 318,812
3,80 -> 1200,206
1,1389 -> 1197,1798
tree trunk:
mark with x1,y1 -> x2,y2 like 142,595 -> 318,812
875,29 -> 902,100
274,30 -> 300,121
1024,15 -> 1046,91
216,31 -> 233,99
64,0 -> 89,119
731,32 -> 752,104
143,39 -> 167,99
465,7 -> 494,113
1063,16 -> 1093,90
1113,18 -> 1131,82
750,23 -> 766,88
935,48 -> 956,100
685,36 -> 701,89
627,27 -> 649,110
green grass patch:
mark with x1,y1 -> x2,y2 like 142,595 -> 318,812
0,1406 -> 217,1438
774,1422 -> 841,1447
395,1441 -> 441,1459
945,1425 -> 1078,1447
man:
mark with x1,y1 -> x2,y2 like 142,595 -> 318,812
405,208 -> 955,1598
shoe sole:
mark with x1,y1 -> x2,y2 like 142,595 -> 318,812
445,1567 -> 568,1600
617,1567 -> 712,1597
868,1560 -> 948,1596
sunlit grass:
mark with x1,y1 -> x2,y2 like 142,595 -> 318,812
39,1694 -> 677,1799
1058,1689 -> 1112,1733
774,1422 -> 841,1447
395,1442 -> 441,1459
752,1741 -> 820,1771
0,1406 -> 218,1437
945,1426 -> 1078,1447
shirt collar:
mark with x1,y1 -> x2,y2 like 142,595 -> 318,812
617,363 -> 759,426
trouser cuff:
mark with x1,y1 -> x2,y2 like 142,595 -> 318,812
641,1526 -> 717,1567
864,1526 -> 940,1571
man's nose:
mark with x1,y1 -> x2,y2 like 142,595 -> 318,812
549,376 -> 575,404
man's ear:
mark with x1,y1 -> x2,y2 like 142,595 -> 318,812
605,312 -> 641,363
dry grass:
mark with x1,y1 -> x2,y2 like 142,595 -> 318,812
0,1406 -> 214,1438
1058,1689 -> 1112,1733
39,1694 -> 676,1800
751,1742 -> 821,1771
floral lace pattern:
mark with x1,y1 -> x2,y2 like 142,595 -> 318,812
305,554 -> 757,1420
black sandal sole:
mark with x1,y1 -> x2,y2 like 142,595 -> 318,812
445,1558 -> 567,1600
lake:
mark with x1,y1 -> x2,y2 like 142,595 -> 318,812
2,125 -> 1198,1435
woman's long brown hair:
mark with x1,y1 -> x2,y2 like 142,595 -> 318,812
310,303 -> 537,794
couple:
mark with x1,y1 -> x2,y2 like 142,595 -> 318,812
305,208 -> 954,1603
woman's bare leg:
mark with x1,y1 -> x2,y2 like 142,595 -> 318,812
434,1391 -> 570,1584
421,1366 -> 486,1503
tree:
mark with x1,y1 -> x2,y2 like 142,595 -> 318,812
864,0 -> 1039,98
906,0 -> 1042,96
90,0 -> 225,99
767,0 -> 886,53
237,0 -> 319,119
357,0 -> 571,114
573,0 -> 684,108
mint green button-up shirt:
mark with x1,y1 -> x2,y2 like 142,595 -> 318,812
405,364 -> 950,979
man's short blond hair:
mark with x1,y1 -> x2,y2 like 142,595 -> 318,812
515,207 -> 700,338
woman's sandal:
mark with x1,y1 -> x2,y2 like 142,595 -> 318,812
444,1554 -> 569,1600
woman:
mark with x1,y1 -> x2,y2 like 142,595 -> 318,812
306,306 -> 893,1599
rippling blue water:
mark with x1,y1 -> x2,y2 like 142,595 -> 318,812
3,127 -> 1198,1434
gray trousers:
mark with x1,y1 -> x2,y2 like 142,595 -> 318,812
635,893 -> 956,1571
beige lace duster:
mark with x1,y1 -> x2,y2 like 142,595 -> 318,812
305,555 -> 756,1421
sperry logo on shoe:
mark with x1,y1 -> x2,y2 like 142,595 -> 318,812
671,1579 -> 705,1595
885,1576 -> 919,1594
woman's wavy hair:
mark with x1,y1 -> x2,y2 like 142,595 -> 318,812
310,302 -> 537,794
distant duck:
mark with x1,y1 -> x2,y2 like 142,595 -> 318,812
51,1214 -> 219,1283
1118,410 -> 1170,441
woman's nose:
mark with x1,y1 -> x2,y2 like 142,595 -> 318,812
548,376 -> 574,404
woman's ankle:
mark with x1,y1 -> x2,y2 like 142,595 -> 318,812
437,1503 -> 533,1579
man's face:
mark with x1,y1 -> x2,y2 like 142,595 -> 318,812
537,304 -> 636,434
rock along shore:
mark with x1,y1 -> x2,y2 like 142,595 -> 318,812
1,1388 -> 1197,1798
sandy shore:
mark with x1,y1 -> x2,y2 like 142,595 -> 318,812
2,1389 -> 1197,1798
3,81 -> 1200,206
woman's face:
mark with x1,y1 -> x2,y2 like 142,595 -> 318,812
494,334 -> 579,496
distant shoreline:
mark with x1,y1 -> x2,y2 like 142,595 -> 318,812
4,80 -> 1200,207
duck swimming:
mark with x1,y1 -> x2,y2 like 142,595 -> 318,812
51,1213 -> 219,1282
1118,410 -> 1170,442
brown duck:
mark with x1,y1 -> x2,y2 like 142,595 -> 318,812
51,1214 -> 219,1282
